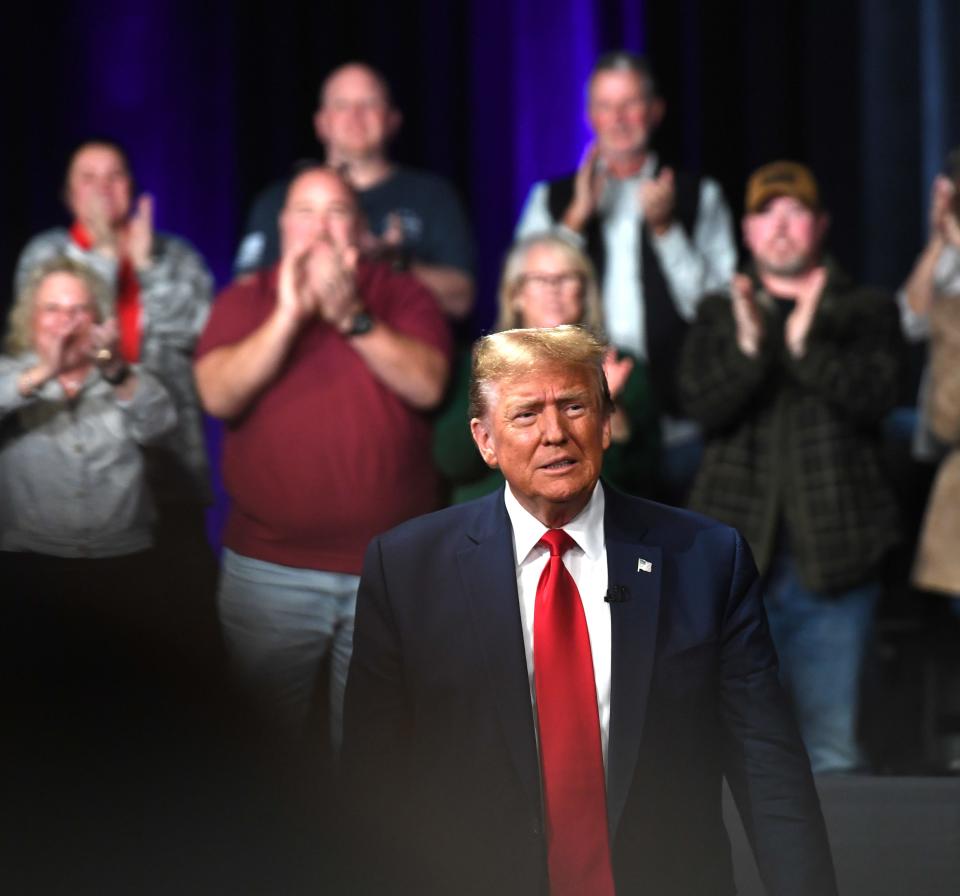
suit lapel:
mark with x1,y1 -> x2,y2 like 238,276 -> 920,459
604,488 -> 662,836
457,492 -> 541,811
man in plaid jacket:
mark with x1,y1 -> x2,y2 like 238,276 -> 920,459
679,161 -> 905,774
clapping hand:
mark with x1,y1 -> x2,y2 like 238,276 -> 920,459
784,267 -> 827,358
639,167 -> 676,236
602,348 -> 634,401
36,317 -> 85,379
562,143 -> 607,233
730,274 -> 763,357
126,194 -> 155,270
89,317 -> 126,378
276,245 -> 316,327
931,175 -> 960,249
304,240 -> 361,331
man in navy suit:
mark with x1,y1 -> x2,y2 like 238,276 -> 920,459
342,326 -> 837,895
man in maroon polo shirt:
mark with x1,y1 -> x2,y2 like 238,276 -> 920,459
195,166 -> 451,748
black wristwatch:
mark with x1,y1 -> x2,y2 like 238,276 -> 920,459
390,246 -> 413,272
101,363 -> 131,386
344,310 -> 375,337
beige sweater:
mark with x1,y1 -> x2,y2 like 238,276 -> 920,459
913,296 -> 960,596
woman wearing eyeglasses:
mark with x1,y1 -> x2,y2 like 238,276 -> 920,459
0,256 -> 176,631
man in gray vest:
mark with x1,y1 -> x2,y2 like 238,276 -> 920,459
515,51 -> 736,500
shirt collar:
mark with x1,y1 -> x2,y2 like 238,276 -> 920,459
504,480 -> 606,566
610,152 -> 658,184
639,152 -> 658,180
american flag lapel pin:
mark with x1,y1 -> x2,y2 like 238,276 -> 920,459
637,558 -> 653,573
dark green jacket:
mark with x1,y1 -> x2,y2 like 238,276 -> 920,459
433,349 -> 661,505
678,262 -> 904,592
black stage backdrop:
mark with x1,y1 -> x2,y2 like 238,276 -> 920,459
2,0 -> 959,549
4,4 -> 960,861
3,0 -> 959,328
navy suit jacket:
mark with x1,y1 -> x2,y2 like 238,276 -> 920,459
342,484 -> 837,896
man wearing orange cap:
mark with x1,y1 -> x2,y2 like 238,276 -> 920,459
678,161 -> 906,773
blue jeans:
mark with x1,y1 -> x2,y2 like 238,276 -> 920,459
763,551 -> 880,773
218,548 -> 359,752
659,421 -> 703,506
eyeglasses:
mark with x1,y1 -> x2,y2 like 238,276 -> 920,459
519,272 -> 584,292
36,302 -> 95,319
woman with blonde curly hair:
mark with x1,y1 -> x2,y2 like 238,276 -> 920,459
1,256 -> 176,627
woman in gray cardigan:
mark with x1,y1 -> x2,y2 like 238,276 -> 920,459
1,257 -> 176,628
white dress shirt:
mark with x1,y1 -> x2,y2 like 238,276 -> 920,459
514,152 -> 737,361
504,482 -> 612,768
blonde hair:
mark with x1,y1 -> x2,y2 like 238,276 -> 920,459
494,232 -> 604,335
5,256 -> 112,356
468,325 -> 613,420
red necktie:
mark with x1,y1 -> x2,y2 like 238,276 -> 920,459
534,529 -> 615,896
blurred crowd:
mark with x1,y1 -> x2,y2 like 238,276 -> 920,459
3,53 -> 960,878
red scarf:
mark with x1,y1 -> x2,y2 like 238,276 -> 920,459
69,221 -> 141,363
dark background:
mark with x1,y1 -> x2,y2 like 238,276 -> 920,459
2,0 -> 960,794
3,0 -> 959,330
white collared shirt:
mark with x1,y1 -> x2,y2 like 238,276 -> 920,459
514,152 -> 737,361
504,481 -> 612,768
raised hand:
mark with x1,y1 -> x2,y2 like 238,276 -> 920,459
785,267 -> 827,358
89,317 -> 126,375
37,318 -> 82,377
381,212 -> 405,247
275,246 -> 315,328
730,274 -> 763,357
930,176 -> 960,248
126,194 -> 155,270
358,212 -> 406,265
562,142 -> 607,233
304,240 -> 361,331
639,166 -> 675,236
602,347 -> 634,401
